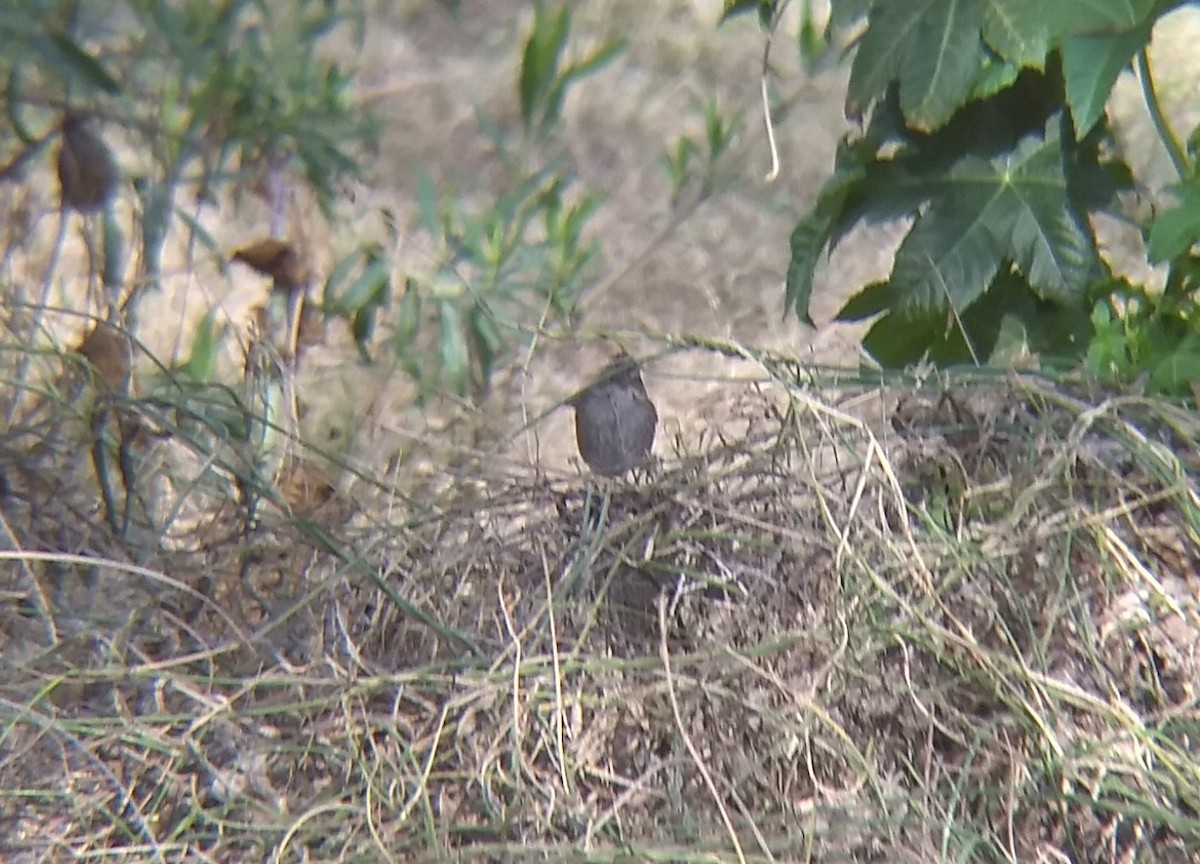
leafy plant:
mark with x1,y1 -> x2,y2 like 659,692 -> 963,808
1,0 -> 375,311
1,0 -> 375,529
662,97 -> 740,206
394,169 -> 601,399
728,0 -> 1200,396
319,2 -> 615,401
518,0 -> 625,137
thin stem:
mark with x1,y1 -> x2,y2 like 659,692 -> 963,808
1136,47 -> 1189,181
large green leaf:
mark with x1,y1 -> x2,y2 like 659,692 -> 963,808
848,0 -> 984,132
784,156 -> 867,326
1061,23 -> 1150,136
980,0 -> 1049,67
862,308 -> 947,367
860,268 -> 1053,367
889,169 -> 1006,317
1024,0 -> 1161,35
885,118 -> 1097,317
1004,124 -> 1099,300
1149,182 -> 1200,263
899,0 -> 984,131
846,0 -> 930,118
835,280 -> 894,322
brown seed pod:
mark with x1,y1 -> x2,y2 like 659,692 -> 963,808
231,238 -> 309,290
76,322 -> 130,391
57,113 -> 118,213
277,457 -> 337,515
569,355 -> 658,477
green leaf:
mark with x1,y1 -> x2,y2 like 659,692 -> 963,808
1061,23 -> 1149,137
889,169 -> 1006,317
991,269 -> 1091,360
469,306 -> 503,393
836,280 -> 894,322
37,32 -> 121,94
139,179 -> 171,279
862,268 -> 1018,367
437,299 -> 470,395
899,0 -> 985,132
784,156 -> 867,325
561,39 -> 625,88
102,210 -> 125,290
1149,182 -> 1200,263
1148,331 -> 1200,395
981,0 -> 1049,67
518,1 -> 569,130
182,308 -> 223,383
847,0 -> 985,131
888,118 -> 1097,317
352,305 -> 377,363
394,277 -> 422,352
846,0 -> 926,118
862,309 -> 945,366
328,251 -> 390,314
1026,0 -> 1160,36
970,57 -> 1021,100
1004,123 -> 1099,300
798,0 -> 828,69
830,0 -> 871,31
323,249 -> 362,307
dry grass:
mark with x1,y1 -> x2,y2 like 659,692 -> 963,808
2,347 -> 1199,862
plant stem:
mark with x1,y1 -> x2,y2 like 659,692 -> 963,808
1136,47 -> 1189,180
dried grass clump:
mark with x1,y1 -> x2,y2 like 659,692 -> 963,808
2,361 -> 1198,863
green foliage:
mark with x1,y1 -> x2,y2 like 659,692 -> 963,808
749,0 -> 1200,397
396,169 -> 601,399
661,98 -> 740,205
519,1 -> 625,137
331,3 -> 615,401
1087,266 -> 1200,398
325,243 -> 392,363
179,308 -> 224,384
2,0 -> 374,293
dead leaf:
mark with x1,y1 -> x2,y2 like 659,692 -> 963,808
76,322 -> 130,390
277,458 -> 337,515
232,238 -> 309,289
57,113 -> 118,213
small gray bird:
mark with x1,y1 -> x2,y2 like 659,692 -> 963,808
569,355 -> 657,476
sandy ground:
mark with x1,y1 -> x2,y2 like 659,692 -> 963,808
11,0 -> 1200,487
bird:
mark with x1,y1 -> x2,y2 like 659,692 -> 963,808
568,355 -> 657,477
